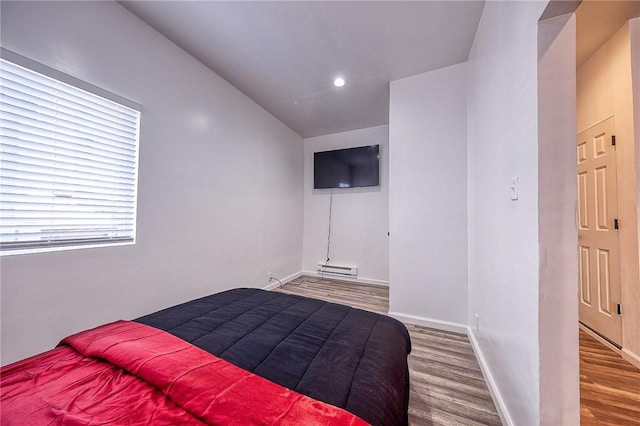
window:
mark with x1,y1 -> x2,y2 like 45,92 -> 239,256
0,54 -> 141,253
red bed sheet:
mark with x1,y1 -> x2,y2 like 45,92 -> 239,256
0,321 -> 369,425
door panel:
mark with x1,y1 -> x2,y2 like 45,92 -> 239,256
596,248 -> 611,315
594,166 -> 609,230
578,172 -> 589,229
577,117 -> 622,345
579,245 -> 591,305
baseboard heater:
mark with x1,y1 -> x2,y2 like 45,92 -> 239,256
317,263 -> 358,278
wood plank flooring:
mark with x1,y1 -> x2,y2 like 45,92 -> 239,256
276,275 -> 501,426
276,275 -> 388,315
580,329 -> 640,426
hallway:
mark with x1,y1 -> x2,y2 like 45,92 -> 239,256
580,329 -> 640,425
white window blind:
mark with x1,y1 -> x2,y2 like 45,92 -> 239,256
0,57 -> 141,252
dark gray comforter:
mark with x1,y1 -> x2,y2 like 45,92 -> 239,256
136,288 -> 411,426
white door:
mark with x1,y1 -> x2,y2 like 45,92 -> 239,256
577,117 -> 622,345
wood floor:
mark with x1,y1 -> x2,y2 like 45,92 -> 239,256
580,329 -> 640,426
276,275 -> 501,426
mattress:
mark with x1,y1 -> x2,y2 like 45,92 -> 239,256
136,288 -> 411,426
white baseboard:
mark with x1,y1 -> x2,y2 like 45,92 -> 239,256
467,328 -> 512,426
301,270 -> 389,287
262,271 -> 303,291
578,324 -> 640,370
387,311 -> 467,334
578,323 -> 620,353
622,348 -> 640,370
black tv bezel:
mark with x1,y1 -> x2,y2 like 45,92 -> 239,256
313,144 -> 380,189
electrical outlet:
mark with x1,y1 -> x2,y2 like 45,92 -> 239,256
475,313 -> 480,331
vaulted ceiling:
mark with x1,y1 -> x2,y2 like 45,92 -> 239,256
121,1 -> 485,138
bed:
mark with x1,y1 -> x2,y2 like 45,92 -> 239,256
1,287 -> 411,425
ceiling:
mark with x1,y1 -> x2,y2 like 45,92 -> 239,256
576,0 -> 640,68
121,1 -> 485,138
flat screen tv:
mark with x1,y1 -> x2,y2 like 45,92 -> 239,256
314,145 -> 379,189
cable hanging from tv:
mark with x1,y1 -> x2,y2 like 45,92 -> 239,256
326,190 -> 333,264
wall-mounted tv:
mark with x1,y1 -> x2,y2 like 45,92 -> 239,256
314,145 -> 380,189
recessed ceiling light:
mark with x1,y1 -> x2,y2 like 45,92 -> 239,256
333,77 -> 346,87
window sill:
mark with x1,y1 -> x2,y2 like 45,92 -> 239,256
0,241 -> 136,257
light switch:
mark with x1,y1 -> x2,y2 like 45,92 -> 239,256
510,176 -> 519,200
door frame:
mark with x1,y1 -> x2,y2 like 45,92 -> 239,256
537,11 -> 580,425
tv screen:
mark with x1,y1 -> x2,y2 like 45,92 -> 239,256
314,145 -> 380,189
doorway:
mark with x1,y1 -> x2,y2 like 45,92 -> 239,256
537,1 -> 640,423
575,1 -> 640,424
575,0 -> 640,351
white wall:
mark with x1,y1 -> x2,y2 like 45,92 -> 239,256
0,1 -> 303,365
466,2 -> 547,425
302,125 -> 389,284
388,62 -> 468,330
